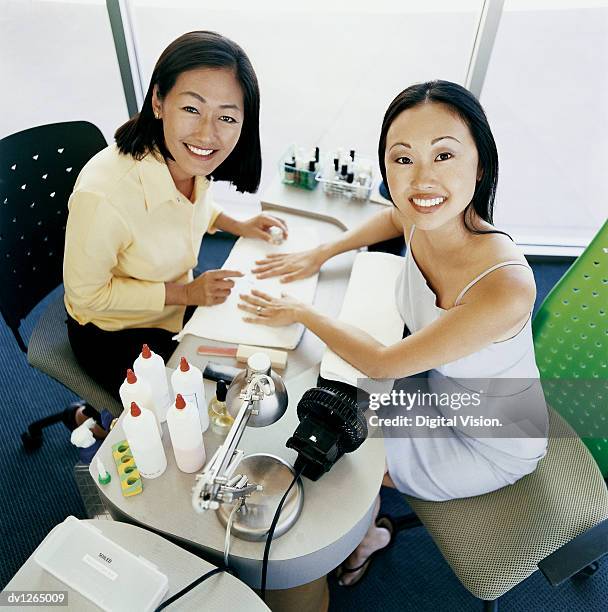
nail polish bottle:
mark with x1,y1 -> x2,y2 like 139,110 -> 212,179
284,161 -> 295,184
208,380 -> 234,436
307,160 -> 317,189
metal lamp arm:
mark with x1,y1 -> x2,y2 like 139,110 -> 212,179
192,374 -> 275,512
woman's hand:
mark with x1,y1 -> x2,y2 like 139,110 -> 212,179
238,213 -> 289,242
185,269 -> 243,306
238,289 -> 308,326
251,249 -> 325,283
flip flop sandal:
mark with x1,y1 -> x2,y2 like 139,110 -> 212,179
335,514 -> 396,587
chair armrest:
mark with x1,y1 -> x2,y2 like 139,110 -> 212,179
538,517 -> 608,586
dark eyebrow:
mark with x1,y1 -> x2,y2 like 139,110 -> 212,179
389,135 -> 461,151
431,136 -> 461,145
180,91 -> 241,111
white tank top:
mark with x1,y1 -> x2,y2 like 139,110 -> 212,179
393,225 -> 548,470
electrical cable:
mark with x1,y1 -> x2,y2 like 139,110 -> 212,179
156,501 -> 243,611
260,464 -> 305,601
155,566 -> 232,611
224,498 -> 243,567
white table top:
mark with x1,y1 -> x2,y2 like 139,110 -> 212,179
260,173 -> 390,231
3,519 -> 269,611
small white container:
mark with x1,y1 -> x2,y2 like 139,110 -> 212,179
133,344 -> 172,422
122,402 -> 167,479
170,357 -> 209,432
119,369 -> 162,435
166,393 -> 206,473
33,516 -> 168,612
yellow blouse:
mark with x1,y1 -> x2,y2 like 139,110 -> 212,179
63,144 -> 223,332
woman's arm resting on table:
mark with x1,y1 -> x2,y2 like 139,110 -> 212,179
65,192 -> 245,311
213,211 -> 289,242
252,207 -> 405,282
164,210 -> 289,306
64,192 -> 166,314
240,266 -> 535,378
165,269 -> 243,307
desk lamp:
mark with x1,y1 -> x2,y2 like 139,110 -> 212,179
191,353 -> 303,541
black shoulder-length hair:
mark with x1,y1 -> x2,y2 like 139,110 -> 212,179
115,31 -> 261,193
378,80 -> 505,236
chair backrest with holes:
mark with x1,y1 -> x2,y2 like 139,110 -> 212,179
532,219 -> 608,475
0,121 -> 107,351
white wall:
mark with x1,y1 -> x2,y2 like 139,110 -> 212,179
482,1 -> 608,247
3,1 -> 606,247
129,1 -> 483,214
1,0 -> 128,144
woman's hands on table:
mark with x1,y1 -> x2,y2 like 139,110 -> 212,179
238,289 -> 310,326
185,269 -> 244,306
251,248 -> 327,283
238,213 -> 289,242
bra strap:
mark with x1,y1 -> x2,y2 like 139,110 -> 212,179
454,261 -> 531,306
407,224 -> 416,246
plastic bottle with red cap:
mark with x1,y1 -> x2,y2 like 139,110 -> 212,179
133,344 -> 172,423
166,393 -> 206,473
122,402 -> 167,479
118,368 -> 162,435
170,357 -> 209,432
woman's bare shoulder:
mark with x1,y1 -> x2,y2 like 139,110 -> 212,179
472,229 -> 528,267
462,230 -> 535,313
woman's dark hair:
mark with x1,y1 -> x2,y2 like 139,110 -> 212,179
378,80 -> 507,237
115,31 -> 261,193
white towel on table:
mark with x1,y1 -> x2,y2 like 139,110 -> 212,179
174,226 -> 319,349
320,251 -> 404,387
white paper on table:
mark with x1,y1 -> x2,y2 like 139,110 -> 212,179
174,225 -> 320,349
320,251 -> 404,388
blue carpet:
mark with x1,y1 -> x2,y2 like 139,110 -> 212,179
2,237 -> 605,611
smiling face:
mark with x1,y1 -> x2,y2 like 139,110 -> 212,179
385,102 -> 480,231
152,67 -> 244,188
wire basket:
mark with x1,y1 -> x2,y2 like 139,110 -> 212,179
315,170 -> 373,200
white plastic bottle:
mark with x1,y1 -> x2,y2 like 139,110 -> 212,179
170,357 -> 209,432
166,393 -> 206,473
122,402 -> 167,479
119,369 -> 162,436
133,344 -> 171,423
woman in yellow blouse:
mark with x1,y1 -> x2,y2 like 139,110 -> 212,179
64,31 -> 286,396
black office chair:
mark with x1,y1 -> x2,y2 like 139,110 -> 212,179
0,121 -> 122,450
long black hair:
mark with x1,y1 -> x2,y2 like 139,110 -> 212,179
115,31 -> 261,193
378,80 -> 508,237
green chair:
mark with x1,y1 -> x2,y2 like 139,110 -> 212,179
533,219 -> 608,476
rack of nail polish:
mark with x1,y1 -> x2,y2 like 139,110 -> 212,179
315,148 -> 374,200
280,145 -> 321,190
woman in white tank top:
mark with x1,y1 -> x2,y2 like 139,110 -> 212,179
238,81 -> 548,585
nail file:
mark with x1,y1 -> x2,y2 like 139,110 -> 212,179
197,345 -> 238,358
